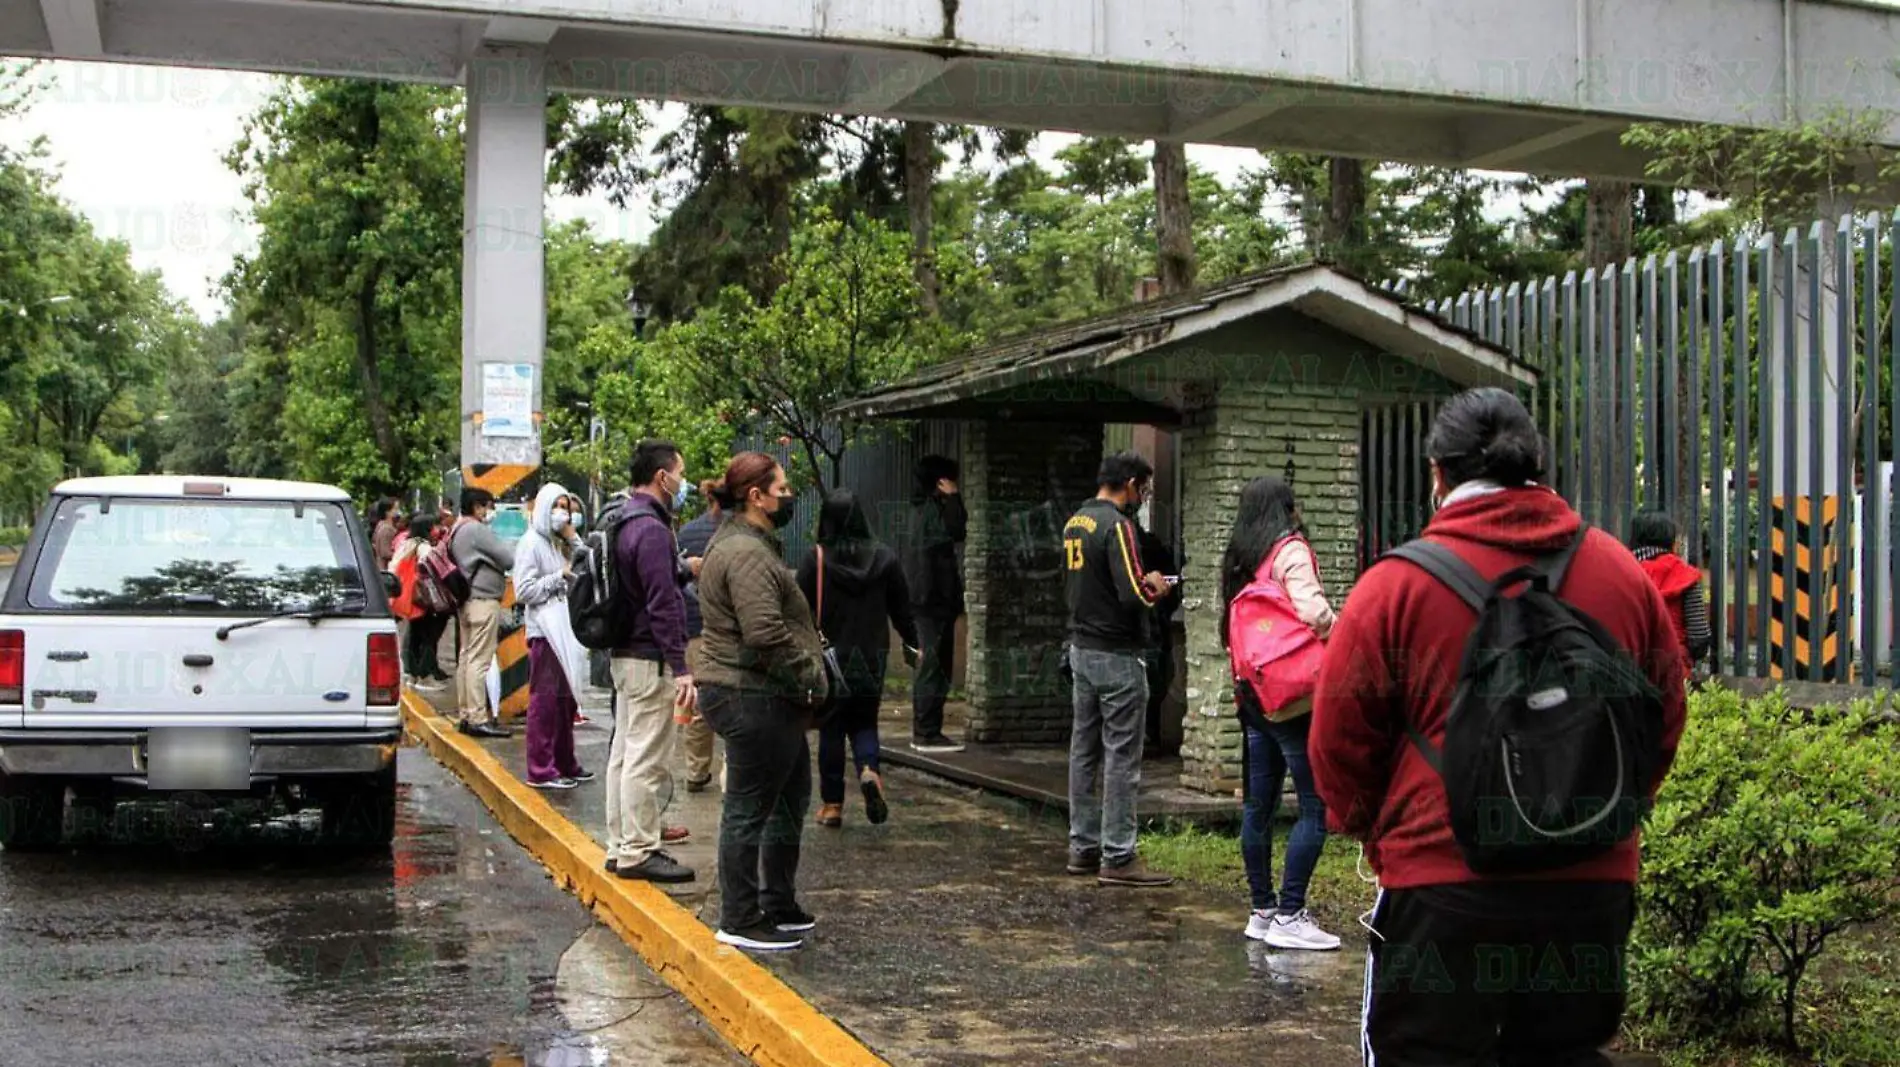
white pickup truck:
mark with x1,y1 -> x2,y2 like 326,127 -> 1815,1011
0,476 -> 403,852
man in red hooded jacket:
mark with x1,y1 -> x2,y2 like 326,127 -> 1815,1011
1629,509 -> 1711,682
1311,388 -> 1687,1067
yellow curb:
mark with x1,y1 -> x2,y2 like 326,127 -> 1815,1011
401,692 -> 889,1067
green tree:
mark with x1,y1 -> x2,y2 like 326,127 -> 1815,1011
660,207 -> 946,491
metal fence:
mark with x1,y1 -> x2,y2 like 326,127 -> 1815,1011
1395,212 -> 1900,685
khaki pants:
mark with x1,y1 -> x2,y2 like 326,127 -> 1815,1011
606,658 -> 677,866
682,638 -> 719,783
455,598 -> 503,724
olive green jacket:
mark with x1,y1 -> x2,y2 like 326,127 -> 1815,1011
692,518 -> 828,702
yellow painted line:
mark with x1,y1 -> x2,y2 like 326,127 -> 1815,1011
401,692 -> 889,1067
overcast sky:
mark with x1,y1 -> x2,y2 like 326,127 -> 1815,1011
1,60 -> 1273,321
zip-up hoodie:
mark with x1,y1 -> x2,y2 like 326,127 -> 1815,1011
610,491 -> 691,676
1310,484 -> 1688,889
797,537 -> 919,693
1064,497 -> 1162,653
513,483 -> 578,641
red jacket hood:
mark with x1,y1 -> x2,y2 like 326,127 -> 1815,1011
1422,484 -> 1582,554
1638,552 -> 1703,599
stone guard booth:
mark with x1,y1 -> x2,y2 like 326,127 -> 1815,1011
835,264 -> 1532,794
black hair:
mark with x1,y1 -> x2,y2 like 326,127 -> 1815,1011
630,439 -> 682,488
1218,476 -> 1301,649
1630,509 -> 1679,552
1425,387 -> 1546,489
1097,450 -> 1154,491
370,497 -> 397,525
407,513 -> 437,540
459,487 -> 494,516
912,454 -> 960,503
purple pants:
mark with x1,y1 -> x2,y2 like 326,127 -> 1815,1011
527,637 -> 582,783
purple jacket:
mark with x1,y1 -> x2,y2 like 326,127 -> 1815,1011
612,491 -> 691,675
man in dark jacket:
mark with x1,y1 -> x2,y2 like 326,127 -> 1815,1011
605,440 -> 698,885
1135,521 -> 1182,755
904,455 -> 967,753
675,482 -> 723,792
1063,451 -> 1174,888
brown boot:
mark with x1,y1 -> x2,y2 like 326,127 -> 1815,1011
1097,858 -> 1175,888
817,803 -> 844,828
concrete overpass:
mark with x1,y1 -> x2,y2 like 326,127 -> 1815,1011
4,0 -> 1898,490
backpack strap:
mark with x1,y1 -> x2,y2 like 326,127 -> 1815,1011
1541,524 -> 1591,593
1382,540 -> 1490,613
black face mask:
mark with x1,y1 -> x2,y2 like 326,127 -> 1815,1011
769,496 -> 797,529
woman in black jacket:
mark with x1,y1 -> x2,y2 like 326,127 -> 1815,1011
798,489 -> 920,828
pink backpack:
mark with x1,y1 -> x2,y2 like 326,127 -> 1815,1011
1226,536 -> 1325,715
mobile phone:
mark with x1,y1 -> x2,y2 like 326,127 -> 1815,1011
1164,575 -> 1182,586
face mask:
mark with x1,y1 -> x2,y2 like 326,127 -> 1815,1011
671,473 -> 690,512
550,508 -> 571,530
571,513 -> 584,531
769,495 -> 797,529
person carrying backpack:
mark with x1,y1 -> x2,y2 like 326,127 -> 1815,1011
1310,387 -> 1687,1067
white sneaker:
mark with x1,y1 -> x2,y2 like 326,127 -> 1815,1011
1263,909 -> 1342,951
1243,909 -> 1276,942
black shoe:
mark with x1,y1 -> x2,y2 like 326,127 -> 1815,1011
459,720 -> 513,739
910,734 -> 965,754
614,850 -> 696,884
566,769 -> 596,783
860,769 -> 889,825
1066,849 -> 1101,876
769,907 -> 817,933
716,922 -> 803,952
685,774 -> 713,793
604,857 -> 617,873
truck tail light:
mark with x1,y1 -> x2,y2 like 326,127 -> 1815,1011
0,630 -> 22,704
367,633 -> 399,706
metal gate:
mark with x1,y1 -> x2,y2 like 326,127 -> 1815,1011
1359,399 -> 1442,572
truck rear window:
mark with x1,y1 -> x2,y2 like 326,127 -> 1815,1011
26,497 -> 366,613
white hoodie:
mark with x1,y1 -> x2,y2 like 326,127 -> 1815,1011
514,483 -> 589,697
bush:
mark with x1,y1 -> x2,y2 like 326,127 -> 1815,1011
1629,685 -> 1900,1054
0,525 -> 25,547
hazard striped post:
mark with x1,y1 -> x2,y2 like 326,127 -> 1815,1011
465,462 -> 537,725
1768,496 -> 1849,682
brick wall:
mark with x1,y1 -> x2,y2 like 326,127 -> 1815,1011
963,419 -> 1105,742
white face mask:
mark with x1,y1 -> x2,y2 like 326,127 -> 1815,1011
550,508 -> 571,530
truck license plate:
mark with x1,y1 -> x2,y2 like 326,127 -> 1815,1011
148,728 -> 252,791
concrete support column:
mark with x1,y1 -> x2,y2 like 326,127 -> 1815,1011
962,419 -> 1103,743
460,44 -> 548,496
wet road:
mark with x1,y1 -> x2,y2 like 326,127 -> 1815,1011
0,748 -> 745,1067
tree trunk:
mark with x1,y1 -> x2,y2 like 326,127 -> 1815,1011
353,268 -> 404,484
1152,139 -> 1197,295
903,120 -> 940,316
1584,179 -> 1635,269
1321,157 -> 1369,275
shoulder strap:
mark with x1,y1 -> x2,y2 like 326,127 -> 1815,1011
815,545 -> 830,640
1383,540 -> 1490,613
1542,524 -> 1590,593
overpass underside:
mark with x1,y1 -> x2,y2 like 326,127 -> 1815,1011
6,0 -> 1900,183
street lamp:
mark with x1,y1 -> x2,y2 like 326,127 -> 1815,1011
625,286 -> 650,339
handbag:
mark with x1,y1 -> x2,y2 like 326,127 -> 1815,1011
1226,536 -> 1326,719
811,546 -> 851,729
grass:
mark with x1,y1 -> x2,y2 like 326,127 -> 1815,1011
1143,820 -> 1367,926
1145,825 -> 1900,1067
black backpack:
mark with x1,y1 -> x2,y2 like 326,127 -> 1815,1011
1384,526 -> 1665,876
568,500 -> 664,652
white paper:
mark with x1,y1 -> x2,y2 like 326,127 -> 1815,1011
481,362 -> 534,438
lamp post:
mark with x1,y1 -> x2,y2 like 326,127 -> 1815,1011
624,286 -> 650,340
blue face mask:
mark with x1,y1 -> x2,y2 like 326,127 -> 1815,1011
671,472 -> 691,512
571,512 -> 585,531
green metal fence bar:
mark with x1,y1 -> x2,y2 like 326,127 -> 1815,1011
1704,242 -> 1727,675
1832,217 -> 1855,681
1562,272 -> 1580,504
1757,236 -> 1776,676
1780,228 -> 1800,678
1582,268 -> 1600,526
1620,260 -> 1639,536
1643,254 -> 1662,510
1889,210 -> 1899,685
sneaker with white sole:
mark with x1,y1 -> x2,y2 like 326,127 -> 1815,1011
716,923 -> 804,952
1262,909 -> 1342,951
1243,909 -> 1277,942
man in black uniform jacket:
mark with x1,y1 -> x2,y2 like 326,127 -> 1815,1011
1062,451 -> 1175,888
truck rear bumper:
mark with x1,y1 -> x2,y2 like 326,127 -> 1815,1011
0,729 -> 403,778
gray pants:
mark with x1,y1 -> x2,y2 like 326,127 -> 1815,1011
1068,646 -> 1149,867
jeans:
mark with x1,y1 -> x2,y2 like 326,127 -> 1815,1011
698,684 -> 811,932
1067,646 -> 1148,867
403,613 -> 449,679
912,612 -> 957,739
1241,713 -> 1327,913
525,637 -> 582,783
818,694 -> 883,805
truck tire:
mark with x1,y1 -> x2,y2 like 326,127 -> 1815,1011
318,764 -> 397,854
0,773 -> 66,852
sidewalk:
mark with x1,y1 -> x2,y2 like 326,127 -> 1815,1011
433,681 -> 1371,1067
